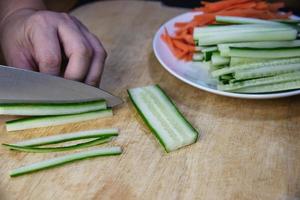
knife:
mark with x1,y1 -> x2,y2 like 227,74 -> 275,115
0,65 -> 123,107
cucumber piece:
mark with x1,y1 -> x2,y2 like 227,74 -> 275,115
216,16 -> 281,25
273,19 -> 300,24
10,147 -> 122,177
192,53 -> 204,62
227,47 -> 300,58
218,40 -> 300,57
232,80 -> 300,93
194,25 -> 297,45
230,57 -> 275,66
211,52 -> 230,66
6,109 -> 113,132
212,58 -> 300,77
218,71 -> 300,91
128,85 -> 198,152
12,128 -> 118,147
0,100 -> 106,116
234,63 -> 300,80
3,137 -> 114,153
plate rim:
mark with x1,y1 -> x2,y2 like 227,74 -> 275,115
153,12 -> 300,99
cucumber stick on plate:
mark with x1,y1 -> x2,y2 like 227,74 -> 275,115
128,85 -> 198,152
193,16 -> 300,94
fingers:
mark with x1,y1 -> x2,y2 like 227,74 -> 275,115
57,16 -> 93,82
71,17 -> 107,86
30,26 -> 62,75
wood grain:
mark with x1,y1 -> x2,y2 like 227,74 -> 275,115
1,1 -> 300,200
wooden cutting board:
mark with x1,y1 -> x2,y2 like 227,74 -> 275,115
1,1 -> 300,199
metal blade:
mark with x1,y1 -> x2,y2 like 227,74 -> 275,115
0,65 -> 123,107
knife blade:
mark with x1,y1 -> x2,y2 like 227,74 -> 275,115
0,65 -> 123,107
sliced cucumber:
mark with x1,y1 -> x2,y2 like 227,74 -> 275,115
192,53 -> 204,62
218,71 -> 300,91
6,109 -> 113,132
227,47 -> 300,58
128,85 -> 198,152
212,58 -> 300,77
3,137 -> 114,153
12,128 -> 118,147
234,63 -> 300,80
10,147 -> 122,177
0,100 -> 106,116
211,52 -> 230,66
194,25 -> 297,45
216,16 -> 281,25
218,40 -> 300,57
232,80 -> 300,93
230,57 -> 275,66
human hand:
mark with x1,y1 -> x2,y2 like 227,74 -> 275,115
0,9 -> 107,86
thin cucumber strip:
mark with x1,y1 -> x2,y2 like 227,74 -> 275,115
212,58 -> 300,77
227,47 -> 300,58
128,85 -> 198,152
273,19 -> 300,24
201,46 -> 218,52
10,147 -> 122,177
218,40 -> 300,57
234,63 -> 300,80
218,71 -> 300,91
193,25 -> 297,45
232,80 -> 300,93
216,16 -> 281,25
211,52 -> 230,66
6,109 -> 113,132
230,57 -> 275,66
12,128 -> 118,147
0,100 -> 106,116
2,136 -> 114,153
193,53 -> 204,61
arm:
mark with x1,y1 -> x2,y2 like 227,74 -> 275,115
0,0 -> 107,86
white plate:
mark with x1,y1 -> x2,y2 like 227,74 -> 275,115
153,12 -> 300,99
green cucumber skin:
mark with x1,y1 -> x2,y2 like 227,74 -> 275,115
6,109 -> 113,132
128,85 -> 198,153
10,147 -> 122,177
228,47 -> 300,58
0,100 -> 106,116
3,136 -> 114,153
13,129 -> 118,147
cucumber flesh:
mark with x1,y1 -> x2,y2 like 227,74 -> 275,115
6,109 -> 113,132
10,147 -> 122,177
216,16 -> 281,25
234,63 -> 300,80
218,40 -> 300,57
193,53 -> 204,61
3,137 -> 114,153
128,85 -> 198,152
0,100 -> 106,116
232,80 -> 300,93
218,71 -> 300,91
227,47 -> 300,58
12,128 -> 118,147
211,52 -> 230,66
230,57 -> 275,66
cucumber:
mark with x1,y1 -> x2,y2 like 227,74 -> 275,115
212,58 -> 300,77
234,63 -> 300,80
230,57 -> 275,66
128,85 -> 198,152
218,40 -> 300,57
194,25 -> 297,45
216,16 -> 281,25
192,53 -> 204,62
211,52 -> 230,66
226,47 -> 300,58
6,109 -> 113,132
0,100 -> 106,116
218,71 -> 300,91
232,80 -> 300,93
10,147 -> 122,177
11,128 -> 118,147
2,137 -> 114,153
273,19 -> 300,24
